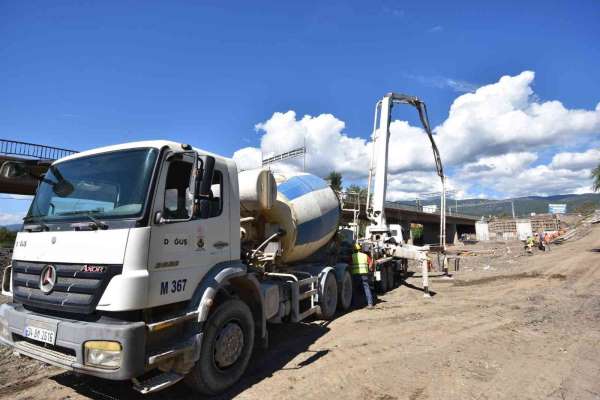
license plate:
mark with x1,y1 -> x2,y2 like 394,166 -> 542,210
24,326 -> 56,345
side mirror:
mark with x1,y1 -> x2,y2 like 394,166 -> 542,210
53,179 -> 75,197
0,161 -> 28,179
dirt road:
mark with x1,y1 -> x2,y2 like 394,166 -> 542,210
1,226 -> 599,400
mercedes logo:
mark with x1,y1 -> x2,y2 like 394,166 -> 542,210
39,265 -> 57,294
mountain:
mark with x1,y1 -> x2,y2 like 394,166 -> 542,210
396,193 -> 600,218
1,224 -> 22,232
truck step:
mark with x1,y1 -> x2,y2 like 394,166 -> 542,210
132,372 -> 184,394
297,305 -> 320,321
298,288 -> 317,300
297,276 -> 318,286
147,336 -> 197,366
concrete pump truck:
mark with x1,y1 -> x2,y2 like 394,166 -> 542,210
0,93 -> 445,395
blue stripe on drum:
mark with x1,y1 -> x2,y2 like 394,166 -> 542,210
277,174 -> 329,201
296,206 -> 340,245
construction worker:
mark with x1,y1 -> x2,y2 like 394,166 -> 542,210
351,243 -> 374,309
525,236 -> 535,254
538,231 -> 550,251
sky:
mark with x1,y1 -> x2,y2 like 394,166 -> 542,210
1,0 -> 600,224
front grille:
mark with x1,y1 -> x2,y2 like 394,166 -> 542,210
12,261 -> 122,314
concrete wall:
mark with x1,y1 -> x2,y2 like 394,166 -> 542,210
475,221 -> 489,241
476,218 -> 537,241
516,219 -> 533,240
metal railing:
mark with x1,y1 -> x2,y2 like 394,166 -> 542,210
262,147 -> 306,167
339,197 -> 478,221
0,139 -> 77,160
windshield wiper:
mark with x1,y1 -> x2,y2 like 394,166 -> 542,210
23,221 -> 49,232
59,210 -> 109,230
79,213 -> 109,230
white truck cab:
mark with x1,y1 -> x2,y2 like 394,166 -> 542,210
0,140 -> 347,395
0,141 -> 261,393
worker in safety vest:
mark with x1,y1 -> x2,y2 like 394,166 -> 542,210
351,243 -> 374,309
525,236 -> 535,254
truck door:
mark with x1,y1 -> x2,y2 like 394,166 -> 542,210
147,153 -> 231,306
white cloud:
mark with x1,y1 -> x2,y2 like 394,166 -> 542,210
0,212 -> 24,225
459,152 -> 538,178
234,111 -> 371,179
232,147 -> 262,171
454,151 -> 595,197
492,165 -> 592,197
550,148 -> 600,170
405,74 -> 479,93
428,25 -> 443,33
436,71 -> 600,165
233,71 -> 600,199
2,194 -> 33,200
385,171 -> 465,201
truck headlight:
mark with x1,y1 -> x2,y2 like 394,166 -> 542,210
84,341 -> 122,369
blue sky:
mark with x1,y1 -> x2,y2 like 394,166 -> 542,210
1,1 -> 600,223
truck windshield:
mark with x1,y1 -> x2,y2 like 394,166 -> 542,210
26,148 -> 158,223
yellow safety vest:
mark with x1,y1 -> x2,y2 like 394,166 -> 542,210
351,252 -> 369,275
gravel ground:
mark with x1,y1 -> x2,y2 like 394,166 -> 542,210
1,227 -> 599,400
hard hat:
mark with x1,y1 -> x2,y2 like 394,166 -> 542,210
354,243 -> 361,251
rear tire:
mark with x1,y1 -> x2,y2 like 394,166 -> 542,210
337,270 -> 353,311
316,270 -> 338,320
184,299 -> 255,396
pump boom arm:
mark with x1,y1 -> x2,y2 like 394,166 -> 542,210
366,93 -> 446,245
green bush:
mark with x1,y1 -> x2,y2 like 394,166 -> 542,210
0,228 -> 16,248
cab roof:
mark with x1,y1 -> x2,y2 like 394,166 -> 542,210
55,140 -> 229,164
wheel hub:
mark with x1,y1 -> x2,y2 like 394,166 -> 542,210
214,322 -> 244,369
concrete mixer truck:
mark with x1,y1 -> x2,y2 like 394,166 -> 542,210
0,94 -> 444,396
0,141 -> 367,395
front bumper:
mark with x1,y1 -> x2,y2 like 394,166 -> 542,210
0,303 -> 146,380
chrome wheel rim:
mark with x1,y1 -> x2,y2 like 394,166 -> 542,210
214,322 -> 244,369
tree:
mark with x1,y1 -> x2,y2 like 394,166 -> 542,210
346,184 -> 366,195
593,163 -> 600,192
0,228 -> 16,247
326,171 -> 343,192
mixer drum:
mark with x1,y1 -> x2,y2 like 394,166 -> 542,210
264,173 -> 340,263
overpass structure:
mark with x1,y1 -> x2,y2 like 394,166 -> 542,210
0,139 -> 77,195
340,196 -> 477,245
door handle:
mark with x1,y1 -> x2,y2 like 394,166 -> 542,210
213,241 -> 229,249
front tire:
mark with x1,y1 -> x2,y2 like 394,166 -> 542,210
185,299 -> 255,396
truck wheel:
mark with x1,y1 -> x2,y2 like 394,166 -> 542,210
185,299 -> 255,396
376,267 -> 388,293
316,270 -> 338,320
337,270 -> 353,311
